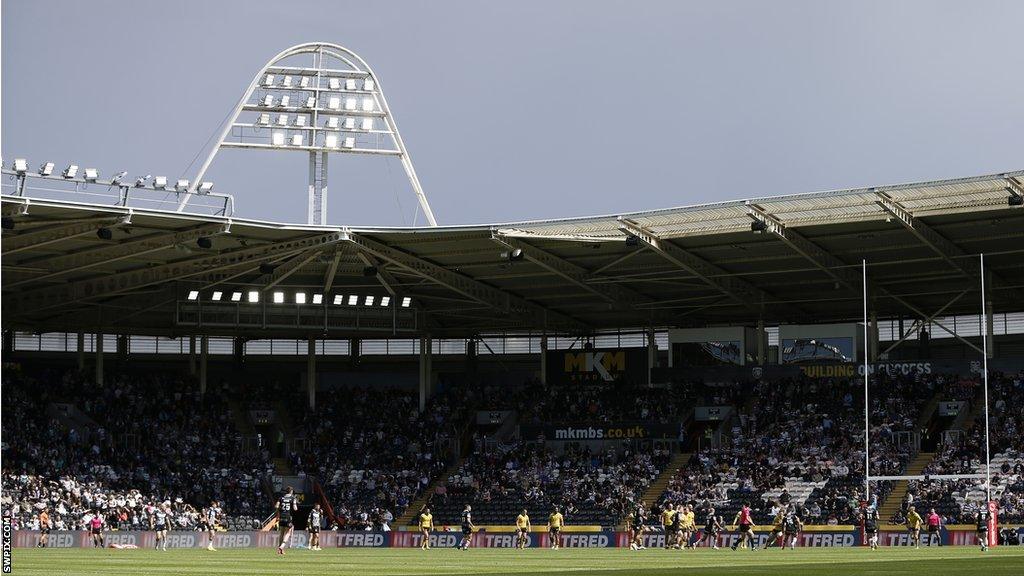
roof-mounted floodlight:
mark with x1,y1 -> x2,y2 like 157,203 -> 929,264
197,181 -> 214,194
12,159 -> 28,174
178,42 -> 438,227
84,168 -> 99,182
39,162 -> 55,176
63,164 -> 79,178
175,179 -> 190,192
134,175 -> 151,187
153,176 -> 168,189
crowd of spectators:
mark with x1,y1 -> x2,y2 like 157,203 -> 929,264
435,443 -> 669,525
1,366 -> 272,531
287,385 -> 468,530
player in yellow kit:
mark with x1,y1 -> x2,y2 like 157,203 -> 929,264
418,507 -> 434,550
905,506 -> 923,549
515,509 -> 531,549
660,502 -> 676,549
681,505 -> 697,549
548,506 -> 564,550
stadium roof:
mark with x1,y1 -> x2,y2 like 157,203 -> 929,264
3,170 -> 1023,338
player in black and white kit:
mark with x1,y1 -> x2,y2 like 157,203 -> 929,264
276,487 -> 298,555
150,503 -> 171,551
975,507 -> 991,552
863,505 -> 880,550
782,508 -> 803,550
629,501 -> 648,551
699,508 -> 722,549
458,505 -> 475,550
308,503 -> 323,551
203,501 -> 220,551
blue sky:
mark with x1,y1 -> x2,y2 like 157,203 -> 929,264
3,0 -> 1022,226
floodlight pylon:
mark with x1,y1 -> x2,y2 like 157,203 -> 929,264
177,42 -> 437,226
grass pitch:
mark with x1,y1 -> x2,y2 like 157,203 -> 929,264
10,546 -> 1024,576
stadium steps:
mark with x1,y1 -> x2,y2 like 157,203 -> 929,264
641,452 -> 691,505
394,457 -> 466,526
878,451 -> 934,520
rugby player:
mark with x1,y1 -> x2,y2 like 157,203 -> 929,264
782,506 -> 803,550
681,504 -> 697,549
308,503 -> 323,551
764,505 -> 785,549
418,507 -> 434,550
698,507 -> 722,549
905,505 -> 922,549
36,508 -> 50,548
629,501 -> 647,551
548,506 -> 564,550
515,508 -> 531,549
863,504 -> 880,550
276,487 -> 298,555
975,506 -> 991,552
660,502 -> 675,549
150,503 -> 171,551
203,501 -> 220,551
458,504 -> 475,550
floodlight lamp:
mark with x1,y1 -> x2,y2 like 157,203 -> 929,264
328,97 -> 340,110
272,132 -> 285,146
364,295 -> 375,306
305,96 -> 316,108
187,290 -> 199,301
295,292 -> 307,304
329,78 -> 340,90
282,75 -> 292,87
326,117 -> 339,129
273,291 -> 285,304
291,134 -> 304,146
361,98 -> 375,112
624,234 -> 639,247
401,297 -> 412,308
333,295 -> 344,305
263,74 -> 275,86
502,248 -> 524,261
231,292 -> 242,302
344,118 -> 356,130
325,134 -> 338,149
196,236 -> 213,249
348,295 -> 358,305
134,175 -> 151,187
39,162 -> 55,176
63,164 -> 79,178
277,114 -> 288,126
247,291 -> 259,303
110,171 -> 128,186
361,118 -> 373,131
299,77 -> 309,88
84,168 -> 99,182
263,95 -> 274,106
312,294 -> 323,305
750,220 -> 768,234
343,137 -> 355,149
345,78 -> 357,91
363,79 -> 375,91
380,296 -> 391,307
12,159 -> 28,174
344,98 -> 356,111
1010,194 -> 1024,207
96,227 -> 114,240
175,179 -> 190,192
258,113 -> 270,125
197,181 -> 214,194
280,95 -> 290,107
211,291 -> 223,301
153,176 -> 168,189
294,116 -> 307,127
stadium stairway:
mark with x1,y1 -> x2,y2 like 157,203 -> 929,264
641,452 -> 691,506
395,457 -> 466,526
878,451 -> 934,521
